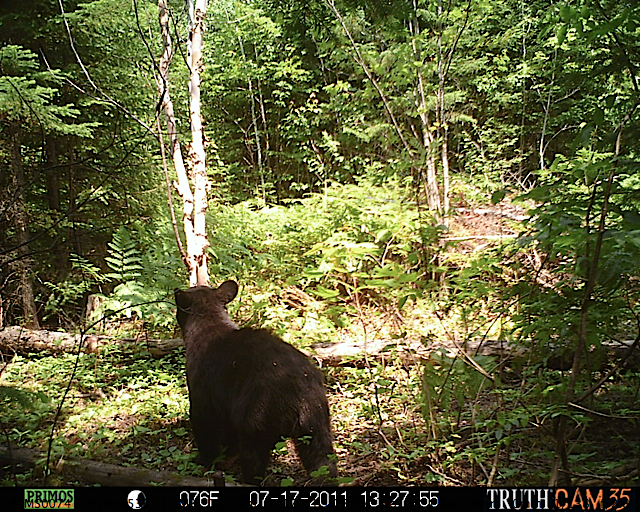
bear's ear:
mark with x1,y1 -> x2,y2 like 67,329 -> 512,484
174,288 -> 193,310
216,280 -> 238,304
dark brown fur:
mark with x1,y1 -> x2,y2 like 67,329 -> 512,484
175,281 -> 337,484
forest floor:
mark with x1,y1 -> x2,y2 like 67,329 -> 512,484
198,200 -> 530,486
2,198 -> 639,488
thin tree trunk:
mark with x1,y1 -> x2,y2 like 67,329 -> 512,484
157,116 -> 187,267
435,0 -> 449,225
10,120 -> 40,329
437,22 -> 450,225
157,0 -> 210,287
424,149 -> 440,213
442,130 -> 450,222
45,135 -> 67,276
410,2 -> 441,214
67,146 -> 81,256
538,49 -> 557,173
436,0 -> 471,222
187,0 -> 210,287
45,135 -> 61,212
255,46 -> 271,197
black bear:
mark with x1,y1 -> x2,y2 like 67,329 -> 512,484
174,281 -> 337,484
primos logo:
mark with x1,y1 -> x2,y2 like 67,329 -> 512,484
24,489 -> 74,509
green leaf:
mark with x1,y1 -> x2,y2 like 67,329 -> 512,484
605,95 -> 616,109
559,5 -> 573,23
313,286 -> 340,299
557,24 -> 568,46
593,106 -> 604,126
491,189 -> 507,205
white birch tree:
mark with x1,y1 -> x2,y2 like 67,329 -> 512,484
157,0 -> 210,287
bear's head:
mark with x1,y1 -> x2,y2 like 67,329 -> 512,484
174,280 -> 239,338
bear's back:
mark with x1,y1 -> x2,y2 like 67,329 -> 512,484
187,328 -> 325,406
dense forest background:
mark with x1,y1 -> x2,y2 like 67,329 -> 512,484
1,0 -> 639,488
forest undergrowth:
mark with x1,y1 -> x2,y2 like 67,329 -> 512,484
2,180 -> 639,487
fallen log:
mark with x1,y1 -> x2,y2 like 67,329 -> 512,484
0,326 -> 432,365
0,326 -> 182,358
0,445 -> 229,487
0,326 -> 430,362
2,326 -> 636,371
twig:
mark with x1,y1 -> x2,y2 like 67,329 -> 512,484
486,444 -> 501,487
425,464 -> 465,485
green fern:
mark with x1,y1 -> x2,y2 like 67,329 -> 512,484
105,226 -> 143,283
99,225 -> 177,329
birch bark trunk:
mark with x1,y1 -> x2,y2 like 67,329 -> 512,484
187,0 -> 210,287
157,0 -> 210,287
